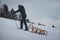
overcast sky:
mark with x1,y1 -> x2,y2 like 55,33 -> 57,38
1,0 -> 60,26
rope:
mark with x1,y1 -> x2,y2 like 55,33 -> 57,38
15,20 -> 18,30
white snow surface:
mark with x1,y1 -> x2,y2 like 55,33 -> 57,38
0,17 -> 60,40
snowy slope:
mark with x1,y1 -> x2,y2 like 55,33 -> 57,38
0,17 -> 60,40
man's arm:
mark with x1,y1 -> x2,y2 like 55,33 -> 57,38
14,9 -> 19,13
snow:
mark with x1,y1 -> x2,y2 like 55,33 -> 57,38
0,17 -> 60,40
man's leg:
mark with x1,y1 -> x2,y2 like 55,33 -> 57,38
20,20 -> 23,29
23,18 -> 28,30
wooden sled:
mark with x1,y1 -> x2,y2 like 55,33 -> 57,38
28,25 -> 47,35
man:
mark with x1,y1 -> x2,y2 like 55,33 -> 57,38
14,5 -> 28,31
